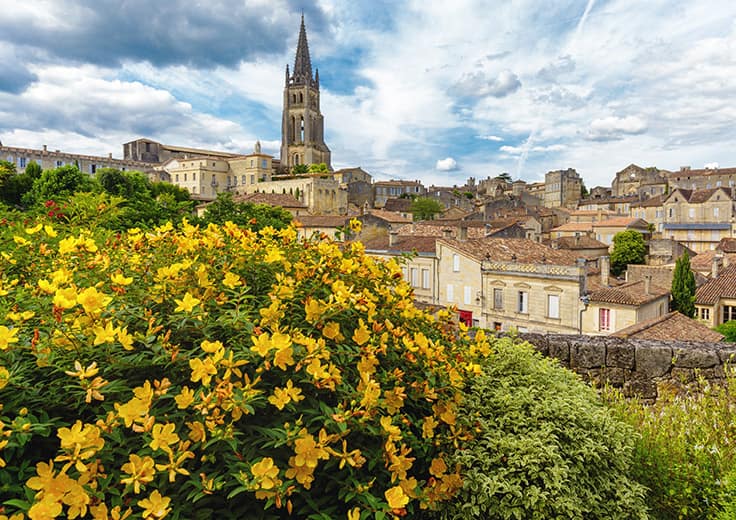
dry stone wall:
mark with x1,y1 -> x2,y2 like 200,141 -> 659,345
519,333 -> 736,401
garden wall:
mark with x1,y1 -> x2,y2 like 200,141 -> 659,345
519,333 -> 736,401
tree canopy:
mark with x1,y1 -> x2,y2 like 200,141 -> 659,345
410,197 -> 443,221
671,252 -> 696,317
199,192 -> 292,231
307,162 -> 329,173
610,230 -> 647,276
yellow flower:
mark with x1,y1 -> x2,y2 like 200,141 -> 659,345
264,248 -> 283,263
304,298 -> 324,324
111,272 -> 133,286
28,497 -> 63,519
273,344 -> 295,371
323,321 -> 341,340
293,431 -> 329,469
93,321 -> 118,345
115,397 -> 150,427
251,457 -> 281,490
430,457 -> 448,477
222,272 -> 242,289
349,218 -> 362,233
352,321 -> 370,346
13,235 -> 30,246
200,339 -> 224,354
0,326 -> 19,351
44,224 -> 57,237
25,223 -> 43,234
150,423 -> 179,454
53,287 -> 78,309
189,357 -> 217,386
117,326 -> 135,350
347,507 -> 361,520
77,287 -> 112,315
38,278 -> 57,294
174,292 -> 200,313
138,490 -> 171,519
385,485 -> 409,509
65,360 -> 99,379
58,236 -> 77,255
268,380 -> 304,410
175,387 -> 195,409
121,454 -> 155,494
0,366 -> 9,390
186,421 -> 206,443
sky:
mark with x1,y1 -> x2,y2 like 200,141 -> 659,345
0,0 -> 734,189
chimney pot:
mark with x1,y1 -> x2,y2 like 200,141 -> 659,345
43,144 -> 47,152
644,275 -> 651,295
713,254 -> 723,279
600,255 -> 610,287
442,228 -> 453,239
389,230 -> 398,247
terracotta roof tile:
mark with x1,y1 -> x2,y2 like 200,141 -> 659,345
695,264 -> 736,304
719,238 -> 736,253
441,238 -> 580,265
612,311 -> 724,342
555,236 -> 608,249
689,250 -> 736,273
294,215 -> 348,227
632,195 -> 665,208
551,222 -> 594,232
588,280 -> 669,306
366,209 -> 412,223
592,217 -> 649,228
362,235 -> 437,253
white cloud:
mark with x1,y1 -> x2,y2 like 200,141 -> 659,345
500,144 -> 566,155
587,116 -> 648,141
436,157 -> 458,171
477,135 -> 503,141
453,69 -> 521,98
705,162 -> 720,169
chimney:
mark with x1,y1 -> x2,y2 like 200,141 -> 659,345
442,228 -> 453,239
389,230 -> 398,247
644,274 -> 651,295
43,144 -> 47,152
108,153 -> 113,159
713,254 -> 723,279
600,255 -> 610,287
459,225 -> 468,241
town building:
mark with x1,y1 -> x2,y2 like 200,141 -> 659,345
233,192 -> 308,217
611,164 -> 667,199
695,263 -> 736,327
593,217 -> 650,247
662,187 -> 735,252
373,180 -> 426,208
611,311 -> 724,341
667,165 -> 736,191
544,168 -> 582,208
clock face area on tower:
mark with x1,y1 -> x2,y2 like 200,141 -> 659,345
280,16 -> 332,171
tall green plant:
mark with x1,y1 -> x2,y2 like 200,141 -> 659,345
671,252 -> 696,317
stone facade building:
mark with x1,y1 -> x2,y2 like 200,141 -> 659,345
544,168 -> 582,208
662,187 -> 735,252
611,163 -> 667,199
668,166 -> 736,191
373,180 -> 425,208
280,16 -> 331,170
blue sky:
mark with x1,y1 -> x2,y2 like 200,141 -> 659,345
0,0 -> 734,189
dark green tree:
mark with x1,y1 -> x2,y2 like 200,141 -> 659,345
24,165 -> 98,206
494,172 -> 512,182
671,252 -> 696,317
610,230 -> 647,276
581,180 -> 589,198
410,197 -> 443,221
715,321 -> 736,342
24,160 -> 43,179
291,164 -> 309,175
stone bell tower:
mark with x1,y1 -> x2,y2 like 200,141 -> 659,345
280,15 -> 332,171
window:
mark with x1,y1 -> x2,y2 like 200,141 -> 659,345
184,173 -> 187,181
714,207 -> 720,218
89,164 -> 96,174
262,159 -> 267,168
19,157 -> 26,168
411,268 -> 418,287
713,230 -> 721,241
723,305 -> 736,323
175,174 -> 179,182
452,254 -> 460,272
493,288 -> 503,310
422,269 -> 430,289
668,208 -> 673,218
251,175 -> 255,184
599,308 -> 611,331
193,173 -> 196,181
517,291 -> 528,313
56,160 -> 63,167
464,286 -> 472,305
689,208 -> 695,219
701,308 -> 710,321
547,294 -> 560,319
251,160 -> 255,167
401,267 -> 408,281
447,284 -> 454,302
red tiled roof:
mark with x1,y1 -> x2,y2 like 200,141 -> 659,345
689,250 -> 736,273
551,222 -> 593,232
555,236 -> 608,250
612,311 -> 724,341
441,238 -> 580,265
695,264 -> 736,305
588,280 -> 669,306
361,235 -> 437,254
593,217 -> 649,229
632,194 -> 665,208
366,209 -> 412,223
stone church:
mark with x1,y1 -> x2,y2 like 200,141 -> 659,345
281,15 -> 332,170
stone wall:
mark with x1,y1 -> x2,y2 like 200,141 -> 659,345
520,333 -> 736,401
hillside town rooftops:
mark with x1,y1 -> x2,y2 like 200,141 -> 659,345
612,311 -> 724,342
588,280 -> 669,306
233,192 -> 306,208
695,264 -> 736,304
441,238 -> 580,265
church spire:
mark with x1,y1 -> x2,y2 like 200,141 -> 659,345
291,14 -> 313,85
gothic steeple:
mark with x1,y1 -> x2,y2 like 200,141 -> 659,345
291,14 -> 313,86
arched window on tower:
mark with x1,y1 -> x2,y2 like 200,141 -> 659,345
299,93 -> 303,103
294,154 -> 299,165
292,94 -> 296,103
291,116 -> 296,143
300,116 -> 305,143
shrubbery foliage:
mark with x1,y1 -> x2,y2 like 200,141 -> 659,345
439,338 -> 648,520
0,216 -> 488,519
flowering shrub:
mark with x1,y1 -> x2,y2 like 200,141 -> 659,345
0,218 -> 489,519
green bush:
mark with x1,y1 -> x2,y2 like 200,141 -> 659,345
439,337 -> 648,519
605,373 -> 736,519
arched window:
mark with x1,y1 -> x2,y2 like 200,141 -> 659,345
292,94 -> 296,103
299,93 -> 303,103
300,116 -> 305,142
294,154 -> 299,165
291,116 -> 296,142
